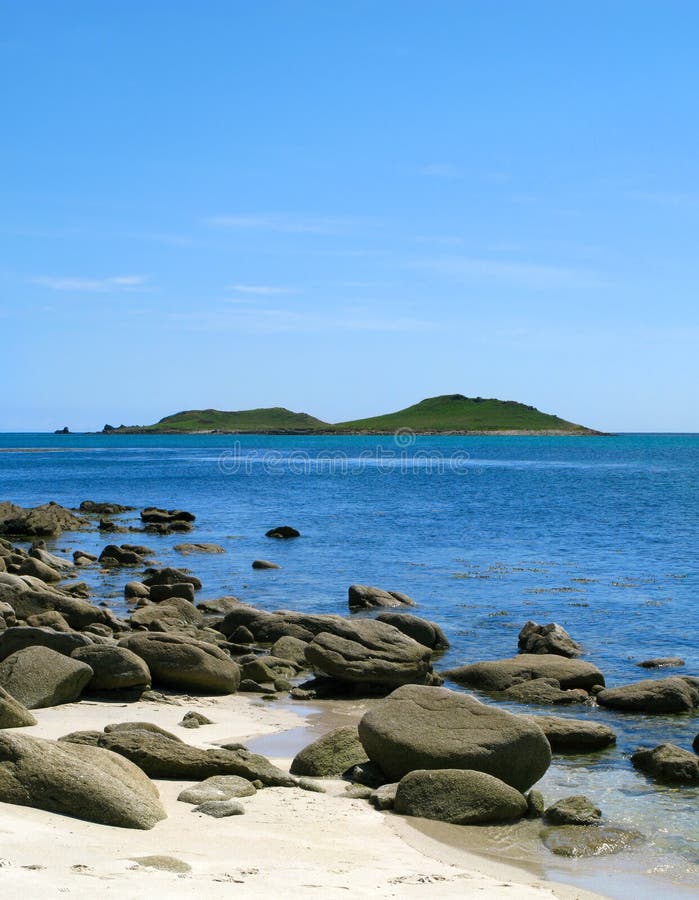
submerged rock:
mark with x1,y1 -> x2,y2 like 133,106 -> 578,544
637,657 -> 685,669
597,677 -> 699,714
358,684 -> 551,791
395,769 -> 527,824
541,825 -> 642,858
348,584 -> 416,611
444,655 -> 604,694
252,559 -> 281,569
265,525 -> 300,538
526,715 -> 616,753
631,743 -> 699,783
543,795 -> 602,826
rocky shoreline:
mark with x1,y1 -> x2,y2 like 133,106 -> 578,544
0,498 -> 697,896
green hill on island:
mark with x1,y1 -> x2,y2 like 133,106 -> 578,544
104,395 -> 598,434
332,394 -> 594,433
121,407 -> 330,433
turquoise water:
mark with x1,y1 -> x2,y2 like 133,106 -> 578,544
1,432 -> 698,894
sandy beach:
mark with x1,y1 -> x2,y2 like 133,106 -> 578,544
0,692 -> 605,900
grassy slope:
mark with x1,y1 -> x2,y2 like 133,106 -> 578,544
138,407 -> 329,433
112,395 -> 596,434
332,394 -> 593,433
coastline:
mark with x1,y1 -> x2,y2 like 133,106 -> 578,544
2,693 -> 607,900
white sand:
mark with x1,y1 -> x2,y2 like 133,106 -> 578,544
0,694 -> 605,899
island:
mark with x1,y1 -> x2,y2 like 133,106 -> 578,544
98,394 -> 602,435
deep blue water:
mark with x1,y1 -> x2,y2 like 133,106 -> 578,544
1,432 -> 698,895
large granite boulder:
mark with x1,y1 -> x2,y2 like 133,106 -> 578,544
60,727 -> 295,786
517,621 -> 582,658
0,685 -> 37,728
0,731 -> 165,828
119,633 -> 240,693
526,715 -> 616,753
305,618 -> 434,687
0,625 -> 96,662
71,644 -> 151,691
444,655 -> 604,694
543,795 -> 602,826
348,584 -> 416,612
177,774 -> 256,804
0,645 -> 93,708
375,613 -> 449,651
631,743 -> 699,783
149,583 -> 196,603
142,567 -> 202,591
358,684 -> 551,791
0,576 -> 117,630
130,597 -> 203,632
19,557 -> 62,584
0,502 -> 88,538
394,768 -> 527,824
597,677 -> 699,714
501,678 -> 590,705
290,726 -> 368,777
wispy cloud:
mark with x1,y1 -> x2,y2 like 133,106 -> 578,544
419,163 -> 463,178
206,212 -> 366,235
412,257 -> 601,289
229,284 -> 293,296
170,305 -> 436,335
29,274 -> 148,292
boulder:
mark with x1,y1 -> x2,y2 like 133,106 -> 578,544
637,657 -> 685,669
25,611 -> 72,631
358,684 -> 551,791
370,782 -> 398,810
174,543 -> 225,554
125,581 -> 150,600
526,715 -> 616,753
265,525 -> 300,538
2,580 -> 117,630
375,612 -> 449,651
290,726 -> 368,777
0,685 -> 37,728
79,501 -> 134,514
0,731 -> 165,828
631,743 -> 699,783
694,733 -> 699,755
597,677 -> 699,714
272,635 -> 309,666
348,584 -> 416,611
252,560 -> 281,570
501,678 -> 590,705
19,557 -> 62,583
177,775 -> 256,804
0,626 -> 96,662
0,502 -> 88,538
118,633 -> 240,693
60,727 -> 295,786
543,795 -> 602,826
394,769 -> 527,824
444,655 -> 604,694
149,583 -> 196,603
141,507 -> 196,524
179,711 -> 213,729
542,825 -> 642,857
71,644 -> 151,691
517,621 -> 582,658
0,645 -> 93,708
104,721 -> 183,741
193,799 -> 245,817
142,567 -> 202,591
306,618 -> 434,687
130,597 -> 203,632
29,547 -> 74,571
98,545 -> 145,566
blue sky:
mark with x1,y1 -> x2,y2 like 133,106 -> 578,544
2,0 -> 698,431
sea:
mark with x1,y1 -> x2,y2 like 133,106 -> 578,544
0,431 -> 697,898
